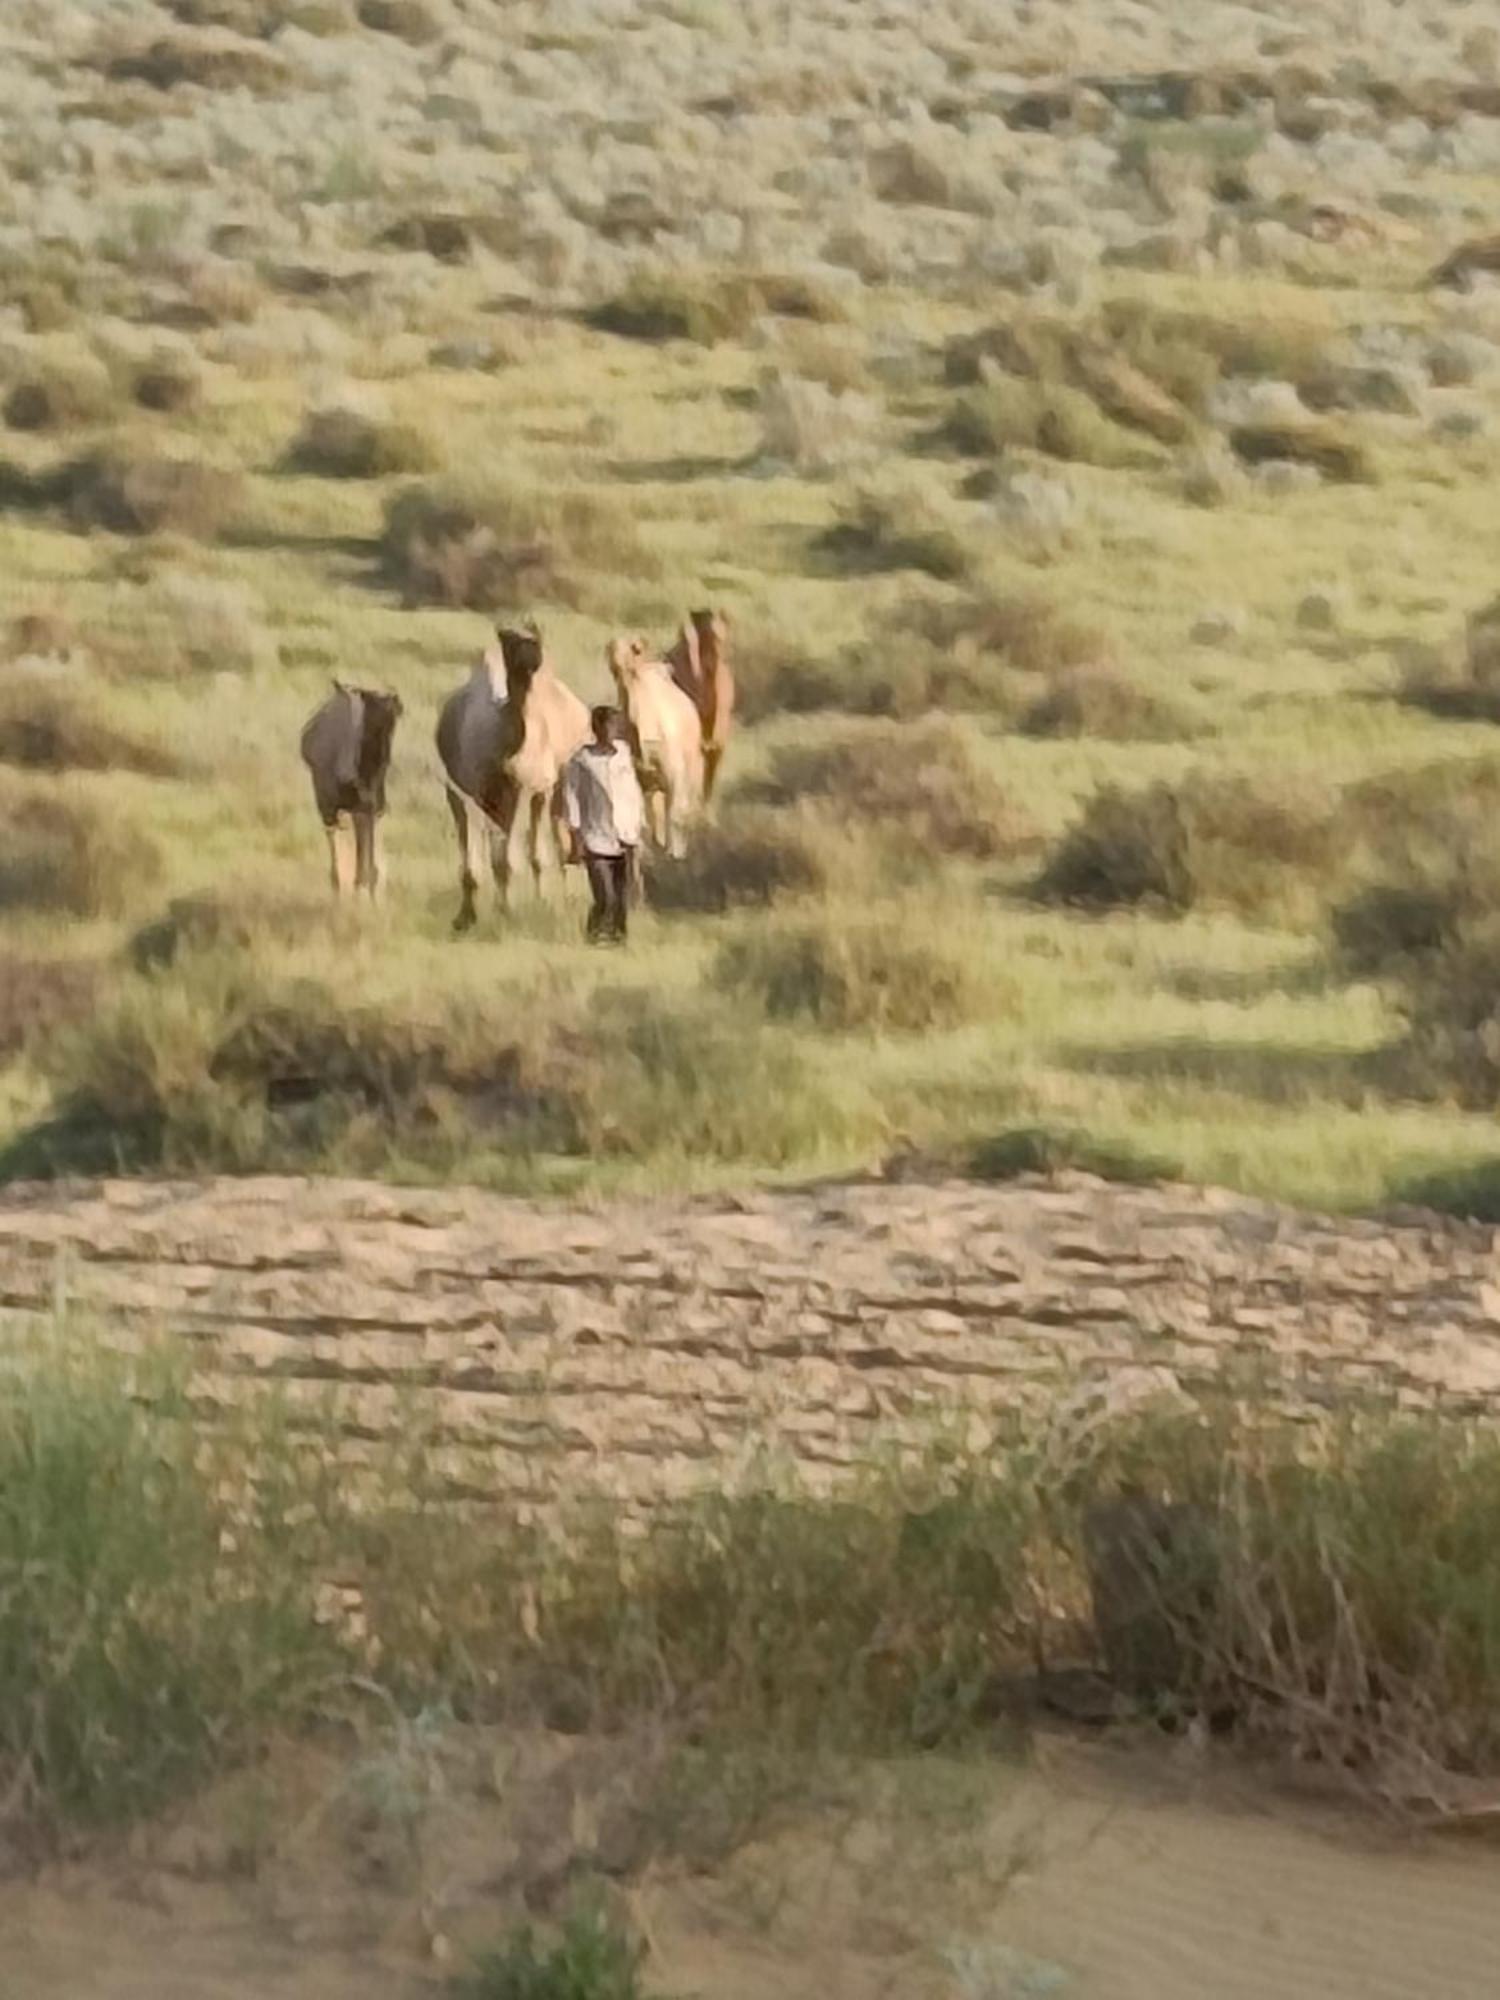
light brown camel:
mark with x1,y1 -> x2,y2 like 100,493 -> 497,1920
299,681 -> 403,900
607,635 -> 704,859
435,626 -> 589,932
665,607 -> 734,803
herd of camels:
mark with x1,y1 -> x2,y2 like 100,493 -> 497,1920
299,609 -> 733,931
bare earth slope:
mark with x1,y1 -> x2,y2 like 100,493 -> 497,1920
3,1173 -> 1499,1503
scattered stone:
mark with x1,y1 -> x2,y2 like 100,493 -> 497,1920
1178,441 -> 1246,508
1426,331 -> 1500,386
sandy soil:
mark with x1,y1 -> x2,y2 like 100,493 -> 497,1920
3,1735 -> 1498,1999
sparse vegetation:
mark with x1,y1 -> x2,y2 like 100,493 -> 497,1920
288,405 -> 437,479
0,790 -> 160,918
380,480 -> 651,609
716,916 -> 986,1032
1037,775 -> 1335,918
746,720 -> 1028,860
452,1905 -> 652,2000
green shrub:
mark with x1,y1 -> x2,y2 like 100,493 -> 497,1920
0,958 -> 100,1060
0,1328 -> 341,1830
554,991 -> 884,1166
106,34 -> 291,93
1036,776 -> 1334,917
1019,666 -> 1191,743
715,918 -> 985,1033
748,720 -> 1029,860
381,479 -> 652,609
643,809 -> 832,913
358,0 -> 442,40
1228,420 -> 1374,484
942,378 -> 1160,470
4,362 -> 119,433
586,268 -> 844,346
288,406 -> 436,479
0,448 -> 245,539
0,677 -> 181,776
0,788 -> 160,917
452,1904 -> 652,2000
817,481 -> 973,582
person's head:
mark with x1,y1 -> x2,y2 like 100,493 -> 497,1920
590,703 -> 618,746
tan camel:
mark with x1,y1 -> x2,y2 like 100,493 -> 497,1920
607,636 -> 704,859
435,626 -> 589,932
665,608 -> 734,802
299,681 -> 403,900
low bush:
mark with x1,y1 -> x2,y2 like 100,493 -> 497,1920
1036,775 -> 1335,918
452,1904 -> 652,2000
0,958 -> 100,1060
587,268 -> 845,346
1019,666 -> 1192,743
358,0 -> 442,40
758,371 -> 880,472
380,479 -> 652,610
817,481 -> 973,582
131,354 -> 202,414
0,789 -> 160,917
942,378 -> 1160,470
1,449 -> 245,539
106,34 -> 291,93
555,990 -> 884,1166
0,677 -> 181,777
287,406 -> 436,479
1228,420 -> 1374,484
715,918 -> 984,1033
643,809 -> 832,913
9,1320 -> 1500,1842
4,361 -> 119,433
746,720 -> 1027,861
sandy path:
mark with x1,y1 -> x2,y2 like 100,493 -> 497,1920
2,1173 -> 1499,1501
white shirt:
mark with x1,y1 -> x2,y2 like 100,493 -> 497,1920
563,741 -> 645,857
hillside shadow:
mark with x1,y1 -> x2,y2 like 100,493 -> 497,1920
1062,1037 -> 1386,1108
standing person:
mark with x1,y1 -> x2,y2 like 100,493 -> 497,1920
562,705 -> 645,944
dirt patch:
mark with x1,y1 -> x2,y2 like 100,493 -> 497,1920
2,1732 -> 1498,1998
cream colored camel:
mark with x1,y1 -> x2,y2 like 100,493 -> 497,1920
299,682 -> 403,900
608,636 -> 704,859
666,608 -> 734,803
435,626 -> 589,932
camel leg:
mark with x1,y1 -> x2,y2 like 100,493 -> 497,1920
448,788 -> 481,934
326,817 -> 355,897
488,781 -> 520,913
703,742 -> 723,805
526,791 -> 550,900
353,812 -> 377,899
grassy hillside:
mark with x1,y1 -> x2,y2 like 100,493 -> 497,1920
7,0 -> 1500,1208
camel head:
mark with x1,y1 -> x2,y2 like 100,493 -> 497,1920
606,634 -> 651,702
496,625 -> 545,702
677,607 -> 730,684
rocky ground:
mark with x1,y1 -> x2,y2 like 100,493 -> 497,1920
4,1171 -> 1498,1505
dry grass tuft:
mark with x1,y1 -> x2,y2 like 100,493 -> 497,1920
380,479 -> 652,609
287,406 -> 437,479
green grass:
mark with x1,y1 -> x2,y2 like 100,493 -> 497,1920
451,1903 -> 652,2000
8,1326 -> 1500,1844
2,9 -> 1500,1219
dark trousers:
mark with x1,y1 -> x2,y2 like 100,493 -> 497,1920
584,850 -> 631,942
